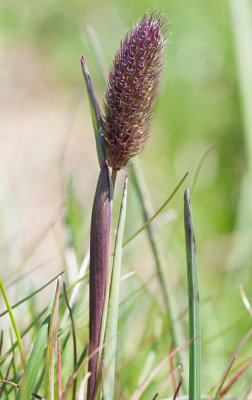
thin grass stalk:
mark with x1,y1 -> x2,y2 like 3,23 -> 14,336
130,164 -> 181,344
0,330 -> 3,356
219,359 -> 252,398
102,174 -> 128,400
45,278 -> 61,400
123,172 -> 188,248
62,283 -> 77,400
57,338 -> 62,400
0,272 -> 63,319
0,279 -> 26,371
152,364 -> 182,400
130,340 -> 190,400
184,188 -> 201,400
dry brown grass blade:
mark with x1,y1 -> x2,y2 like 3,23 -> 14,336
152,364 -> 181,400
62,337 -> 113,400
0,352 -> 12,364
130,340 -> 191,400
219,359 -> 252,398
173,359 -> 184,400
213,327 -> 252,400
169,341 -> 177,392
0,356 -> 13,398
0,331 -> 3,357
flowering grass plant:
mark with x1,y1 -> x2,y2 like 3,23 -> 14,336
0,10 -> 251,400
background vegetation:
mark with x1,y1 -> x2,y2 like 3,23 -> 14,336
0,0 -> 252,398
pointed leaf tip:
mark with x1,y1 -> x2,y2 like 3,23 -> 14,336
80,52 -> 105,168
56,277 -> 61,290
184,187 -> 190,203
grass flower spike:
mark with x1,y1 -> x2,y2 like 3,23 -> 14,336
103,12 -> 168,171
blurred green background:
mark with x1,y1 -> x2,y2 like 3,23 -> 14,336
1,0 -> 252,397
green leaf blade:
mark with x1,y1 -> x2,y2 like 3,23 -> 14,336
184,188 -> 201,400
45,278 -> 61,400
80,54 -> 105,167
20,287 -> 56,400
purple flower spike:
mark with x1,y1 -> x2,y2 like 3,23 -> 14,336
103,12 -> 168,171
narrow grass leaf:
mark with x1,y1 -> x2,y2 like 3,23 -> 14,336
20,286 -> 57,400
123,172 -> 188,248
80,54 -> 105,167
130,163 -> 184,383
63,283 -> 77,400
85,25 -> 108,82
57,338 -> 62,400
45,278 -> 61,400
191,144 -> 216,194
0,272 -> 64,318
184,188 -> 201,400
0,279 -> 26,370
102,174 -> 128,400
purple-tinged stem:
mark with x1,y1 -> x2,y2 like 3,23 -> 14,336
88,164 -> 112,400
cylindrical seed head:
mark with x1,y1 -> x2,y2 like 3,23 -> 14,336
103,11 -> 168,171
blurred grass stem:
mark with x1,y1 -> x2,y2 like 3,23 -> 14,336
228,0 -> 252,267
0,279 -> 26,371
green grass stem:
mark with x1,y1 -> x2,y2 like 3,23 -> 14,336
130,163 -> 180,324
0,279 -> 26,371
227,0 -> 252,268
